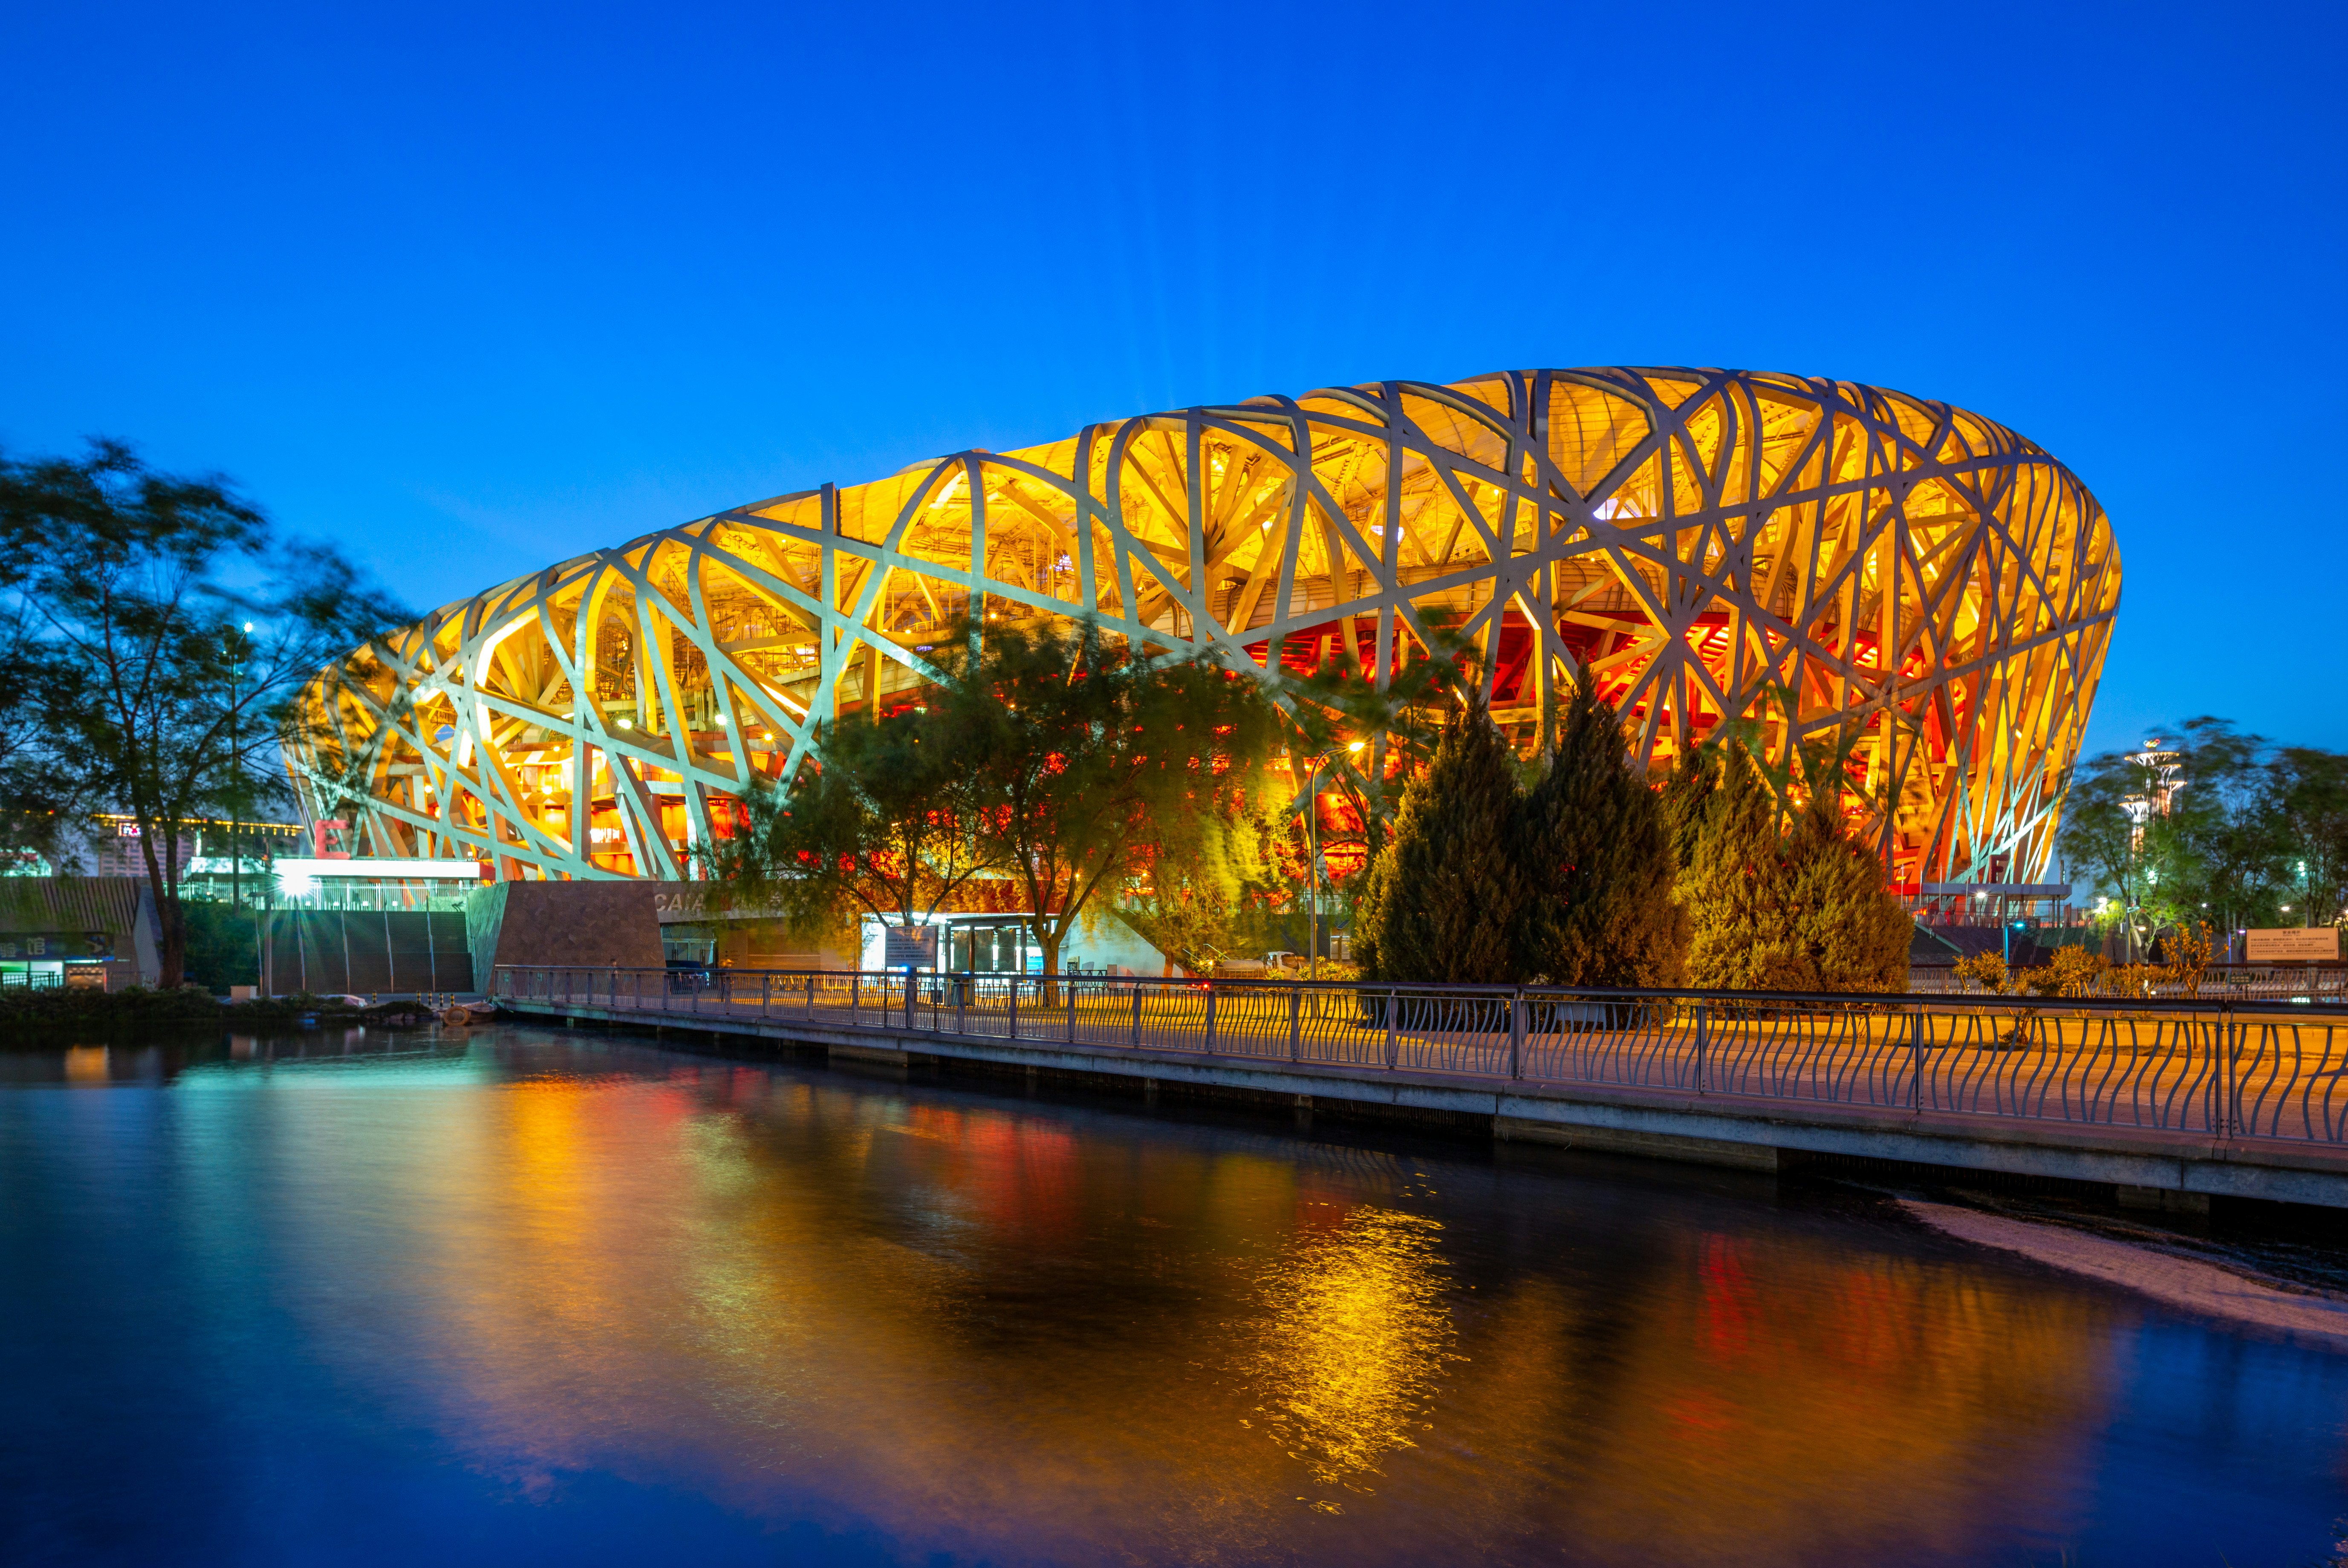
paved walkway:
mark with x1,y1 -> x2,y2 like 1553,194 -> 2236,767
503,977 -> 2348,1147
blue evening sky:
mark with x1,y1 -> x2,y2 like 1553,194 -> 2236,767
2,0 -> 2339,761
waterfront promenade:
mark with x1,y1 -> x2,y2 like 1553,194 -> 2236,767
495,967 -> 2348,1208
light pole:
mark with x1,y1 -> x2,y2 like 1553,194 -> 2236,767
228,622 -> 251,913
1299,740 -> 1364,982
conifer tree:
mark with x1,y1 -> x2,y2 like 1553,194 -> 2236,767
1773,789 -> 1913,991
1658,746 -> 1718,873
1683,742 -> 1811,989
1354,699 -> 1525,983
1514,669 -> 1688,985
1682,740 -> 1914,992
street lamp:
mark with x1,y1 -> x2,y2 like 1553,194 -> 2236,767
1299,739 -> 1365,982
229,622 -> 252,913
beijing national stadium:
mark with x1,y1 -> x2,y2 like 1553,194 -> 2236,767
288,366 -> 2120,890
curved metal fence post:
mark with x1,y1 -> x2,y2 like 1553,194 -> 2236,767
1288,986 -> 1301,1061
1131,983 -> 1142,1049
1510,988 -> 1524,1080
1385,988 -> 1398,1070
1909,1006 -> 1923,1109
805,972 -> 813,1020
1696,1001 -> 1709,1094
760,971 -> 769,1017
851,971 -> 859,1026
1068,978 -> 1078,1044
1204,986 -> 1216,1056
2223,1002 -> 2239,1137
956,972 -> 967,1036
1008,977 -> 1019,1040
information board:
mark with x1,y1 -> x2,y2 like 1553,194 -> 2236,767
2245,927 -> 2341,962
881,925 -> 939,968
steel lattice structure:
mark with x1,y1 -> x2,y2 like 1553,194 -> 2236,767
291,367 -> 2120,886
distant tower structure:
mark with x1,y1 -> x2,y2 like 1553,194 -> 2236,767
2121,738 -> 2185,851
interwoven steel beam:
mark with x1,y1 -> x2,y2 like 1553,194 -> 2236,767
290,367 -> 2119,886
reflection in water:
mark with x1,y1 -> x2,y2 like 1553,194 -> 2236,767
1246,1208 -> 1457,1493
3,1026 -> 2346,1568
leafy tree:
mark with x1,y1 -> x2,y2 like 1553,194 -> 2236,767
2270,745 -> 2348,927
1513,667 -> 1687,986
1117,761 -> 1287,976
0,594 -> 74,868
2154,717 -> 2286,934
703,706 -> 1001,937
933,617 -> 1280,979
2056,750 -> 2149,924
0,441 -> 407,987
1353,698 -> 1526,983
1275,612 -> 1482,867
2061,719 -> 2298,951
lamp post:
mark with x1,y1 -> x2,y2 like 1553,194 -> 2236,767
1298,740 -> 1365,982
228,622 -> 251,913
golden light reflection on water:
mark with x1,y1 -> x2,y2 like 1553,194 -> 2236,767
196,1032 -> 2348,1565
1242,1208 -> 1459,1493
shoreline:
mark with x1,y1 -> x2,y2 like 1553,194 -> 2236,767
1902,1198 -> 2348,1347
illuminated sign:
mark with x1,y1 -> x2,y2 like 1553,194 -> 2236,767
2245,928 -> 2340,962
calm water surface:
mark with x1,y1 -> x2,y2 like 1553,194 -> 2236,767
4,1026 -> 2346,1566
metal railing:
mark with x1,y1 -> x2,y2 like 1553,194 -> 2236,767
1908,963 -> 2348,1002
492,966 -> 2348,1149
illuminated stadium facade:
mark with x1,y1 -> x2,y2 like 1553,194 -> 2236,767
291,367 -> 2119,888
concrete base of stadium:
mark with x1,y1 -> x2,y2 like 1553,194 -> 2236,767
511,1001 -> 2348,1211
